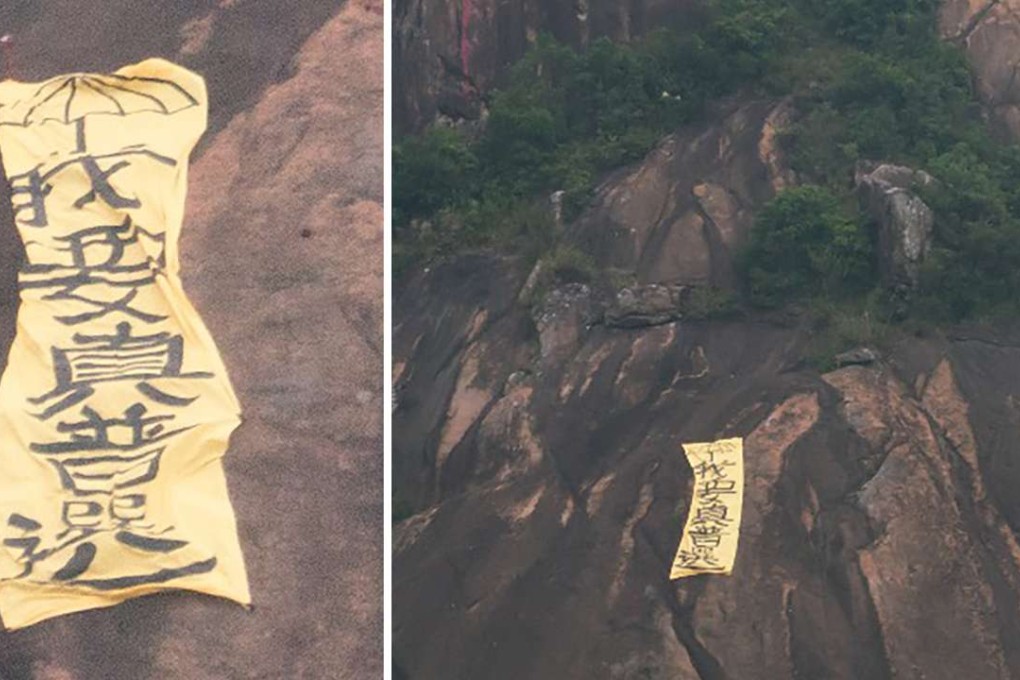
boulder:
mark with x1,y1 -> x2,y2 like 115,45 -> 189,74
941,0 -> 1020,140
856,162 -> 936,291
531,283 -> 599,364
835,346 -> 881,367
566,100 -> 789,290
604,283 -> 686,328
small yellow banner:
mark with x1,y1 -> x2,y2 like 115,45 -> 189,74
0,59 -> 249,629
670,438 -> 743,579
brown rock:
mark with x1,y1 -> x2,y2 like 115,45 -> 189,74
531,283 -> 598,365
825,364 -> 1013,680
567,100 -> 786,290
605,284 -> 685,328
941,0 -> 1020,139
855,162 -> 935,291
757,97 -> 798,192
393,0 -> 696,133
689,393 -> 820,680
437,349 -> 496,475
396,247 -> 1020,678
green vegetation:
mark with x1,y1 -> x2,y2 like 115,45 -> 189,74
519,245 -> 598,306
740,187 -> 873,308
683,286 -> 741,320
395,0 -> 1020,325
768,3 -> 1020,321
803,297 -> 896,371
538,246 -> 597,285
394,0 -> 795,271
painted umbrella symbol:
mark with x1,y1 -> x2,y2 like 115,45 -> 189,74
0,72 -> 199,153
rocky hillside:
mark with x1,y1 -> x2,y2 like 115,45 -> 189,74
941,0 -> 1020,139
393,0 -> 695,134
397,0 -> 1020,137
0,2 -> 382,678
394,1 -> 1020,678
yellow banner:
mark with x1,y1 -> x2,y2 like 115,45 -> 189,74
670,438 -> 743,579
0,59 -> 249,629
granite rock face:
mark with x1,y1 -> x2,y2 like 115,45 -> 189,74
0,2 -> 382,678
605,284 -> 686,328
941,0 -> 1020,140
565,99 -> 794,292
395,251 -> 1020,680
393,0 -> 697,134
855,162 -> 935,292
394,14 -> 1020,673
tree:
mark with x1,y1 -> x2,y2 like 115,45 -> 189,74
741,186 -> 873,307
393,127 -> 478,224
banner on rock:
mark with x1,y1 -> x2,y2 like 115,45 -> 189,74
0,59 -> 249,629
670,437 -> 743,579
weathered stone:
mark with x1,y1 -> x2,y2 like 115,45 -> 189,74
397,249 -> 1020,679
394,0 -> 688,133
835,346 -> 881,367
531,283 -> 598,364
604,283 -> 686,328
856,161 -> 936,291
567,100 -> 788,290
941,0 -> 1020,140
824,365 -> 1015,680
550,190 -> 566,229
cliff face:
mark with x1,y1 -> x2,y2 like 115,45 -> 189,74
397,0 -> 1020,138
395,256 -> 1020,678
393,0 -> 696,134
0,2 -> 382,678
940,0 -> 1020,139
394,4 -> 1020,679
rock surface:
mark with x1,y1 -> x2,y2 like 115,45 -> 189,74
395,251 -> 1020,679
394,11 -> 1020,675
566,99 -> 790,291
531,283 -> 599,365
605,284 -> 686,328
393,0 -> 697,133
855,162 -> 935,291
0,2 -> 382,678
941,0 -> 1020,140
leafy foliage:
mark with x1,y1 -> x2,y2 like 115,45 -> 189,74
393,127 -> 478,225
813,0 -> 938,47
779,7 -> 1020,320
740,187 -> 873,307
395,0 -> 1020,323
394,2 -> 795,265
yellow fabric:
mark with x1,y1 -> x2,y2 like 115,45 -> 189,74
670,438 -> 743,579
0,59 -> 249,629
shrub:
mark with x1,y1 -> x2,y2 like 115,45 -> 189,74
740,186 -> 873,307
394,8 -> 796,267
813,0 -> 938,47
393,0 -> 1020,328
541,246 -> 596,285
804,295 -> 894,371
393,126 -> 478,224
684,287 -> 740,320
